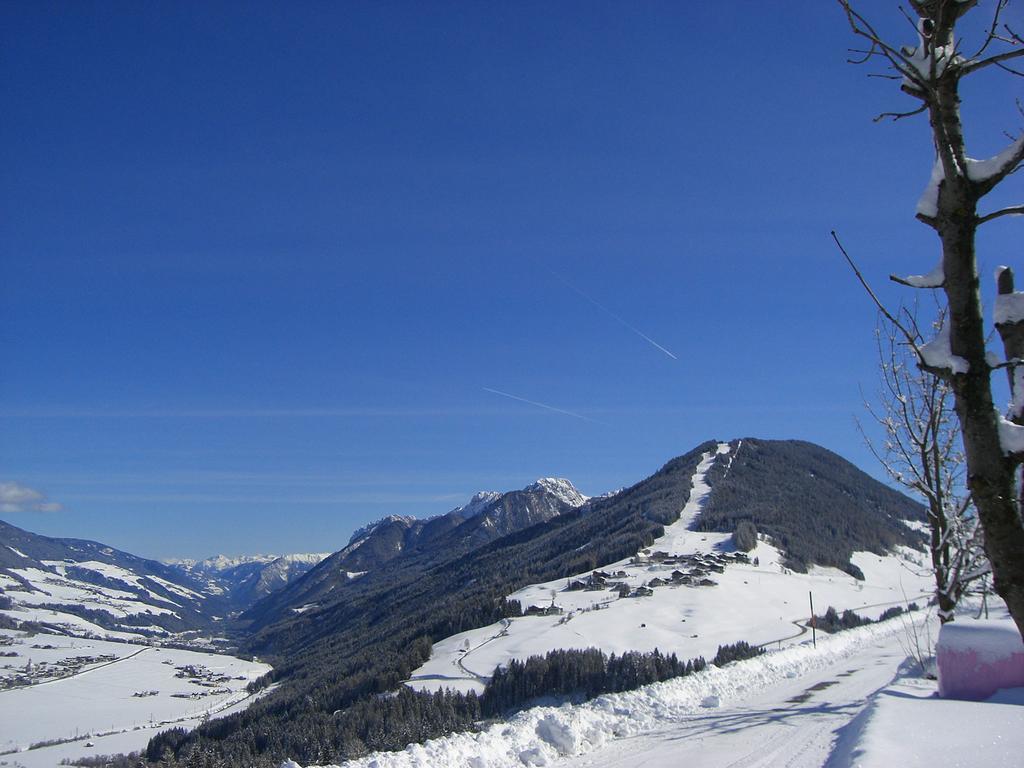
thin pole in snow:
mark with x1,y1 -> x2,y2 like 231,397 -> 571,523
809,591 -> 816,648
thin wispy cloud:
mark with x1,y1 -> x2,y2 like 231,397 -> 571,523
0,406 -> 513,419
0,481 -> 63,513
549,270 -> 678,360
482,387 -> 603,424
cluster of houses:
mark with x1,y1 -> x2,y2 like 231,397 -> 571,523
563,550 -> 752,599
174,662 -> 235,687
170,662 -> 236,699
0,650 -> 118,690
522,548 -> 756,615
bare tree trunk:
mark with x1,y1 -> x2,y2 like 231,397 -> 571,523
929,79 -> 1024,638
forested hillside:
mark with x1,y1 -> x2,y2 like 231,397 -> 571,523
699,439 -> 926,576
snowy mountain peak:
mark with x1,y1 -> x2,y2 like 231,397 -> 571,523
450,491 -> 502,519
525,477 -> 588,507
167,553 -> 328,573
346,515 -> 417,546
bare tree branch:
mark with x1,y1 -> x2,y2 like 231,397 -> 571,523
962,47 -> 1024,76
831,231 -> 922,351
995,61 -> 1024,77
973,0 -> 1009,59
978,205 -> 1024,225
874,103 -> 929,122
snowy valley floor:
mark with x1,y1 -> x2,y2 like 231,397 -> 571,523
312,611 -> 1023,768
0,632 -> 270,768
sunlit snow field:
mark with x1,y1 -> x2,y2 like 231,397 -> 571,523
0,632 -> 270,767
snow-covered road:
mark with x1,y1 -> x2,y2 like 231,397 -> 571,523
554,630 -> 911,768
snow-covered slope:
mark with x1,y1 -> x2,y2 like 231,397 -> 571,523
0,519 -> 229,638
408,443 -> 932,695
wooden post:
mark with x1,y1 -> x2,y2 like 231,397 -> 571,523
809,591 -> 816,648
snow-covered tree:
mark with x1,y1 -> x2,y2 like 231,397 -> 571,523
838,0 -> 1024,639
861,307 -> 988,621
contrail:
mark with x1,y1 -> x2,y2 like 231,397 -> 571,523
482,387 -> 602,424
549,270 -> 678,360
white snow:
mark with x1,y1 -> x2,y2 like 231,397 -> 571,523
0,604 -> 156,641
993,280 -> 1024,418
901,31 -> 961,83
146,573 -> 207,602
304,614 -> 938,768
0,630 -> 270,765
993,286 -> 1024,326
918,322 -> 968,375
846,663 -> 1024,768
6,566 -> 177,618
966,135 -> 1024,182
996,412 -> 1024,455
914,136 -> 1020,218
525,479 -> 588,508
6,546 -> 28,559
49,560 -> 185,607
452,491 -> 503,518
898,260 -> 944,288
937,617 -> 1024,664
916,158 -> 943,218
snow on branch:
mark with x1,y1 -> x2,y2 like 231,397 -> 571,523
967,135 -> 1024,183
898,22 -> 963,89
919,322 -> 969,375
837,1 -> 933,97
916,158 -> 944,220
967,134 -> 1024,199
994,273 -> 1024,326
997,411 -> 1024,457
892,260 -> 944,288
995,267 -> 1024,421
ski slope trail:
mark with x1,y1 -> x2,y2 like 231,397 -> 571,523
654,441 -> 731,555
554,630 -> 910,768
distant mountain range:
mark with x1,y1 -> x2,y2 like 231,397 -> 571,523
0,518 -> 227,637
236,438 -> 926,655
166,553 -> 330,609
0,520 -> 329,639
242,476 -> 590,627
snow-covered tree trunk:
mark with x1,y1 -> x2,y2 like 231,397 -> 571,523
839,0 -> 1024,639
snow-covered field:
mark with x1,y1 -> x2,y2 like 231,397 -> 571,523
0,631 -> 270,767
409,444 -> 933,695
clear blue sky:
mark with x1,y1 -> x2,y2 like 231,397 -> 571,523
2,1 -> 1021,559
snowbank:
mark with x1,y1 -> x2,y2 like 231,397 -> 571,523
296,614 -> 926,768
936,618 -> 1024,700
846,670 -> 1024,767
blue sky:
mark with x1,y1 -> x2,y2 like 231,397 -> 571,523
2,1 -> 1022,559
